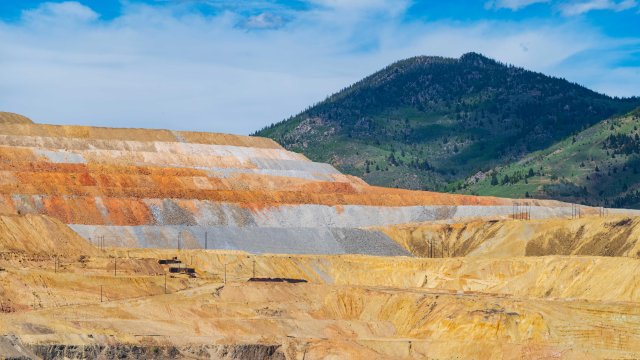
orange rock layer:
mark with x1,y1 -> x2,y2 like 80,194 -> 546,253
0,119 -> 585,229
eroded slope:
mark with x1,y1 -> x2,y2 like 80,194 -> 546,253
377,215 -> 640,258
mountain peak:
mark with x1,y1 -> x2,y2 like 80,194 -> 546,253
256,53 -> 640,196
459,52 -> 498,66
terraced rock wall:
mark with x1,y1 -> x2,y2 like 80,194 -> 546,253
1,112 -> 633,255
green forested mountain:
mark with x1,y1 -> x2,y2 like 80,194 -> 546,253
458,108 -> 640,208
255,53 -> 640,195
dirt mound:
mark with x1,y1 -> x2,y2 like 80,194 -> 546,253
0,214 -> 97,256
0,112 -> 33,124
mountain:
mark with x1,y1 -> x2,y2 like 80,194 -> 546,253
457,107 -> 640,208
254,53 -> 640,191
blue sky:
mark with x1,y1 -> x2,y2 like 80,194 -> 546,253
0,0 -> 638,134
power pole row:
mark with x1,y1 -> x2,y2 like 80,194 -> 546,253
571,204 -> 582,219
425,238 -> 451,258
598,207 -> 608,217
512,203 -> 531,220
176,231 -> 214,251
91,235 -> 106,250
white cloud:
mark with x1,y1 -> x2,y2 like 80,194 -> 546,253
0,1 -> 637,134
485,0 -> 550,11
403,22 -> 598,70
560,0 -> 638,16
309,0 -> 410,12
22,1 -> 98,24
243,13 -> 285,29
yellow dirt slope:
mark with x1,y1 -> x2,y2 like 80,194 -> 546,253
0,112 -> 33,125
2,249 -> 640,359
0,214 -> 98,256
379,215 -> 640,258
0,123 -> 282,148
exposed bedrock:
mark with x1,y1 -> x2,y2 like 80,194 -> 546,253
0,336 -> 286,360
1,117 -> 637,256
2,197 -> 592,228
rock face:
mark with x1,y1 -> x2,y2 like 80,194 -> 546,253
28,343 -> 285,360
0,114 -> 633,255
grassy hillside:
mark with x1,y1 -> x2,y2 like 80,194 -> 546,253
457,108 -> 640,208
255,53 -> 640,190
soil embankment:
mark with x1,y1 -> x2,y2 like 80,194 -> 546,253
0,213 -> 97,256
378,215 -> 640,258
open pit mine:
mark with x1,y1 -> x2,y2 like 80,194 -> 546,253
1,111 -> 640,359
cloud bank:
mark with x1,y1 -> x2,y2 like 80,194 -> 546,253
485,0 -> 551,11
559,0 -> 637,15
0,1 -> 638,134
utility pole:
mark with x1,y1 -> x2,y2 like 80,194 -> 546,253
114,257 -> 117,277
252,258 -> 256,278
224,263 -> 227,284
205,231 -> 208,250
